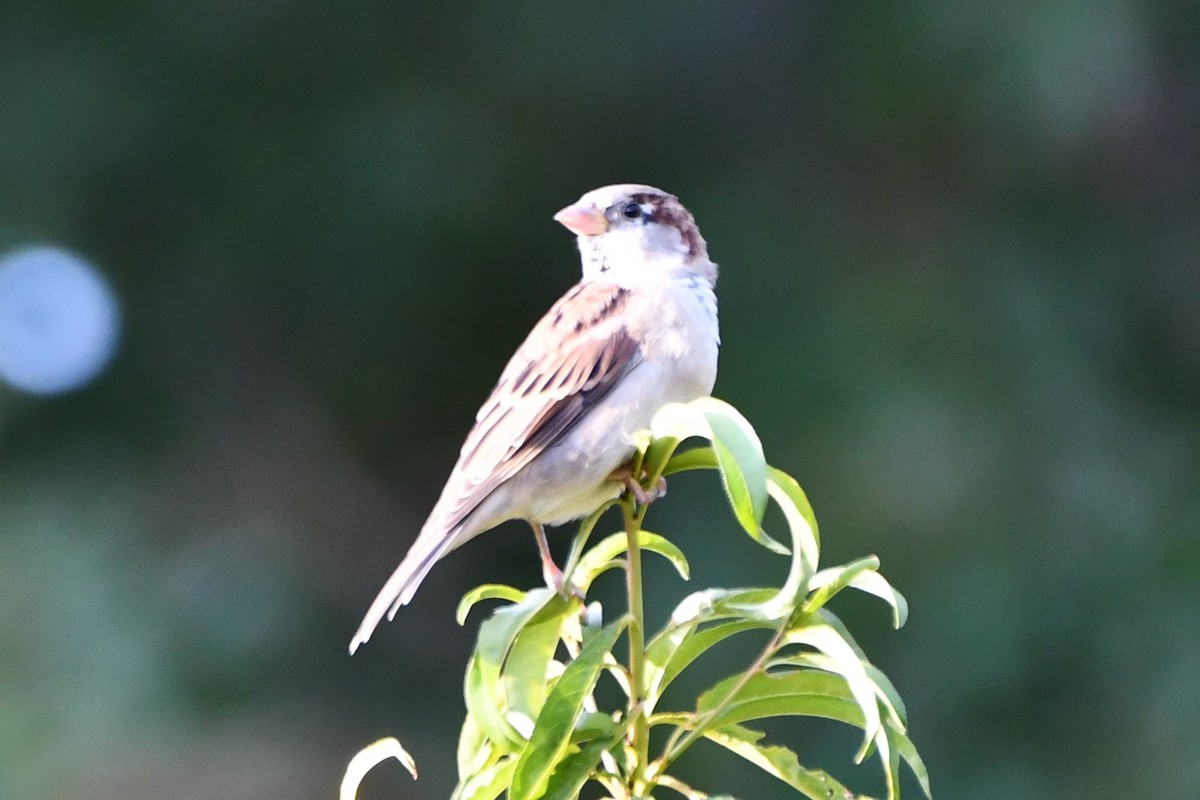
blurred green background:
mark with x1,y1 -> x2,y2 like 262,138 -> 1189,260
2,3 -> 1198,799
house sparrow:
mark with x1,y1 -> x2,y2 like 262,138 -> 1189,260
349,184 -> 720,654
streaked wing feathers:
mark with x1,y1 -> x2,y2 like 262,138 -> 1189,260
438,282 -> 640,529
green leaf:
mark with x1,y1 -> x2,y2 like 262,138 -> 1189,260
462,590 -> 576,743
700,723 -> 855,800
737,472 -> 821,621
457,584 -> 525,625
651,398 -> 770,546
643,428 -> 684,479
804,557 -> 881,615
646,619 -> 772,708
768,653 -> 908,730
662,444 -> 719,476
560,502 -> 617,587
766,465 -> 820,550
573,530 -> 690,592
456,712 -> 489,780
509,618 -> 628,800
340,737 -> 418,800
669,588 -> 778,626
889,719 -> 933,799
464,651 -> 524,751
541,720 -> 628,800
693,670 -> 867,731
477,589 -> 559,667
849,569 -> 909,630
785,623 -> 883,762
451,755 -> 517,800
504,598 -> 573,723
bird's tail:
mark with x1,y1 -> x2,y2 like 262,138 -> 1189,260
348,518 -> 464,654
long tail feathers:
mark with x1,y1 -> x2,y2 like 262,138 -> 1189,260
348,522 -> 462,654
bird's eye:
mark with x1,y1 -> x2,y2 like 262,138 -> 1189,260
621,202 -> 643,220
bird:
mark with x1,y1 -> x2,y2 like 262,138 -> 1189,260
349,184 -> 720,654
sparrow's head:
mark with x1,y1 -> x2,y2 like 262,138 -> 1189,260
554,184 -> 717,287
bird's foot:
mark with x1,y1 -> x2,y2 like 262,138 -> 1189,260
542,558 -> 585,601
612,466 -> 667,507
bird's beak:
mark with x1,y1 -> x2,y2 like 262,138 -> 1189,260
553,203 -> 608,236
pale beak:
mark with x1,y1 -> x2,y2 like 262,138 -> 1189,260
553,203 -> 608,236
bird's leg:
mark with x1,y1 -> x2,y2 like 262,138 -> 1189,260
611,466 -> 668,507
531,521 -> 583,600
531,521 -> 563,590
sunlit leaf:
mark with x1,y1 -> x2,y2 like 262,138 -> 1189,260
504,598 -> 573,721
650,399 -> 770,545
765,466 -> 819,549
849,569 -> 909,630
662,444 -> 718,476
700,723 -> 855,800
767,653 -> 908,730
457,584 -> 525,625
669,588 -> 777,626
889,718 -> 933,799
340,737 -> 418,800
573,530 -> 690,592
478,589 -> 559,667
465,651 -> 525,751
741,473 -> 821,621
813,609 -> 868,661
692,670 -> 866,731
451,755 -> 517,800
456,712 -> 489,780
784,623 -> 882,764
804,557 -> 881,615
647,619 -> 772,707
570,711 -> 617,742
655,773 -> 718,799
541,720 -> 628,800
509,619 -> 627,800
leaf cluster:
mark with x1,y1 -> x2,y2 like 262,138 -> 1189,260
343,398 -> 931,800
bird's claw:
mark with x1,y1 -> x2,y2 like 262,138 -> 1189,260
613,467 -> 667,507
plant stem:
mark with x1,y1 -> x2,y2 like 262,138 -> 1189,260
622,498 -> 649,796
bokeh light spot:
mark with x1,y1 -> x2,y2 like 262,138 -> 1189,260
0,246 -> 121,395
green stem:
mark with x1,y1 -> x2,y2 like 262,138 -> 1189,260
622,497 -> 650,796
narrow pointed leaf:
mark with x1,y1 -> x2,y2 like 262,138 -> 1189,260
456,712 -> 489,780
662,444 -> 719,475
464,651 -> 524,751
509,618 -> 627,800
804,557 -> 881,615
849,570 -> 909,629
648,619 -> 772,706
695,670 -> 866,730
785,624 -> 883,764
574,530 -> 690,592
451,755 -> 516,800
768,653 -> 908,730
340,737 -> 418,800
478,589 -> 559,666
651,398 -> 770,545
457,584 -> 525,625
541,720 -> 628,800
890,719 -> 933,799
504,599 -> 573,721
742,474 -> 820,621
701,724 -> 856,800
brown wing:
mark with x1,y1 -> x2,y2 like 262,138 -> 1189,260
435,281 -> 641,530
